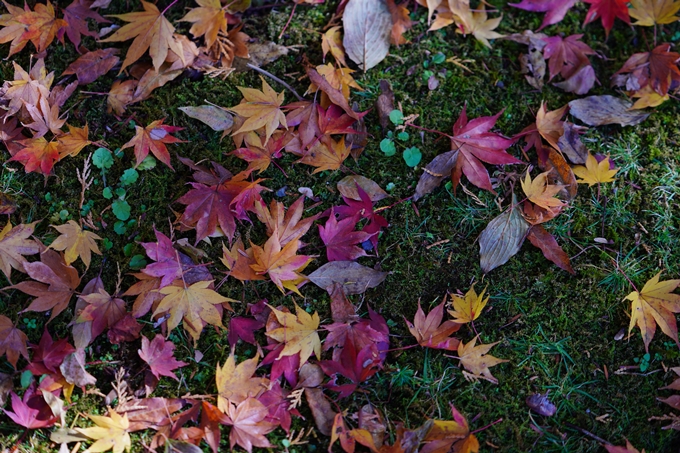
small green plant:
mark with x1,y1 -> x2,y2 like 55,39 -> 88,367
380,110 -> 422,168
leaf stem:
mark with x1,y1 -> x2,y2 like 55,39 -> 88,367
278,3 -> 297,41
246,63 -> 305,102
161,0 -> 179,16
471,417 -> 503,435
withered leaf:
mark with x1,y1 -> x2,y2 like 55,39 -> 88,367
568,95 -> 650,127
342,0 -> 392,70
308,261 -> 388,295
479,196 -> 531,273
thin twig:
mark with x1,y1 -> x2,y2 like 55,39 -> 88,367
564,422 -> 609,445
246,63 -> 305,101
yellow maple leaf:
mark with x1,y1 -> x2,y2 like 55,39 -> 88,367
629,0 -> 680,26
521,170 -> 566,210
448,284 -> 489,324
153,281 -> 234,343
266,303 -> 321,366
307,63 -> 361,109
180,0 -> 227,48
49,220 -> 102,268
457,336 -> 508,384
625,272 -> 680,352
216,351 -> 269,412
76,409 -> 131,453
100,0 -> 184,73
228,77 -> 287,145
454,4 -> 504,49
295,138 -> 351,173
321,26 -> 347,67
572,153 -> 618,186
631,84 -> 670,109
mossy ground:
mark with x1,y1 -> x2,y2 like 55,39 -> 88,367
0,0 -> 680,452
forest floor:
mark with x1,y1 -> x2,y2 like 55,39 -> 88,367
1,0 -> 680,452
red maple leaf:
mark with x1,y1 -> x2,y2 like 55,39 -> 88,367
583,0 -> 630,35
614,44 -> 680,96
228,316 -> 265,348
415,106 -> 521,198
8,247 -> 80,322
0,315 -> 29,369
319,210 -> 375,261
320,338 -> 383,398
257,381 -> 300,433
542,34 -> 596,81
200,401 -> 231,453
75,288 -> 126,343
509,0 -> 578,29
26,329 -> 75,376
177,168 -> 266,243
335,185 -> 388,250
140,229 -> 183,288
138,334 -> 188,381
3,391 -> 58,429
60,0 -> 108,49
10,137 -> 60,175
120,119 -> 183,169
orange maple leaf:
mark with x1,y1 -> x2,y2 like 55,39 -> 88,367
180,0 -> 227,48
57,124 -> 91,158
10,137 -> 61,175
17,1 -> 66,54
295,137 -> 350,173
250,233 -> 311,292
120,119 -> 183,169
100,0 -> 184,73
216,351 -> 268,411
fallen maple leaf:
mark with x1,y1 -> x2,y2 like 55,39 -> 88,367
415,106 -> 521,198
61,0 -> 108,49
224,398 -> 276,453
10,137 -> 61,175
455,4 -> 504,48
423,404 -> 479,453
605,440 -> 645,453
62,48 -> 120,85
57,124 -> 91,158
255,196 -> 320,246
153,281 -> 234,343
107,79 -> 138,116
319,210 -> 374,262
406,300 -> 461,351
613,44 -> 680,96
180,0 -> 227,48
509,0 -> 578,29
216,351 -> 268,411
3,391 -> 58,429
542,34 -> 596,81
521,170 -> 566,211
76,409 -> 131,453
24,97 -> 66,138
0,315 -> 29,368
266,303 -> 321,366
456,336 -> 508,384
0,221 -> 39,280
49,220 -> 101,268
448,285 -> 489,324
15,1 -> 67,54
221,238 -> 264,283
321,26 -> 347,66
573,153 -> 618,186
625,273 -> 680,352
583,0 -> 630,35
138,334 -> 187,381
120,119 -> 183,169
7,247 -> 81,321
76,288 -> 127,344
335,185 -> 389,250
228,77 -> 287,145
321,338 -> 383,398
26,329 -> 75,376
629,0 -> 680,25
250,233 -> 311,292
100,0 -> 183,72
295,137 -> 351,173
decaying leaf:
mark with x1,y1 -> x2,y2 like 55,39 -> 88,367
479,197 -> 531,273
568,95 -> 650,127
307,261 -> 388,295
179,105 -> 234,133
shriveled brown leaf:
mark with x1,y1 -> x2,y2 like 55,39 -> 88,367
568,95 -> 651,127
308,261 -> 388,295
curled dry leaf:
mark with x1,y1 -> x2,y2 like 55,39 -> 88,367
568,96 -> 651,127
526,392 -> 557,416
342,0 -> 393,70
307,261 -> 388,295
479,196 -> 531,274
179,105 -> 234,133
337,175 -> 389,202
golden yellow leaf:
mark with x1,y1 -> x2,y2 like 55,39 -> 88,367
629,0 -> 680,26
100,0 -> 183,72
266,303 -> 321,366
457,336 -> 508,384
631,84 -> 670,109
216,351 -> 268,412
521,170 -> 566,210
448,284 -> 489,324
228,77 -> 287,145
321,26 -> 347,67
625,272 -> 680,352
58,124 -> 91,158
76,409 -> 131,453
153,281 -> 234,343
49,220 -> 102,268
295,138 -> 351,173
572,153 -> 618,186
